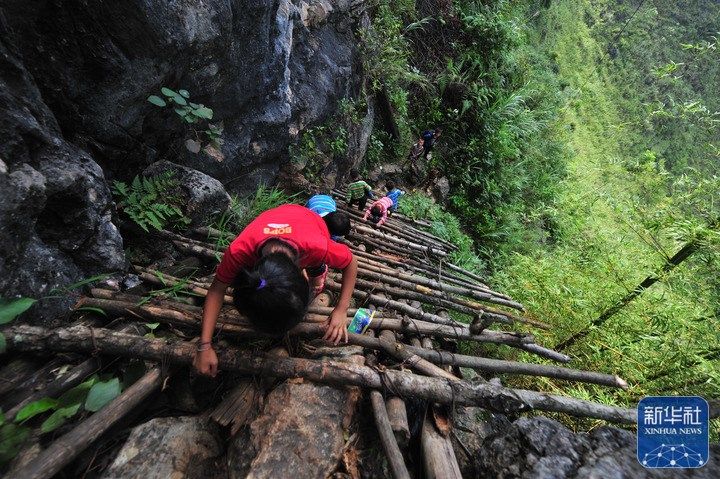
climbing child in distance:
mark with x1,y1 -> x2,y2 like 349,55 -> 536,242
421,127 -> 442,160
384,181 -> 405,215
305,194 -> 351,241
345,169 -> 375,211
193,204 -> 358,377
363,196 -> 394,227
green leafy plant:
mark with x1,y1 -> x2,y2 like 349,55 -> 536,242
147,87 -> 222,153
143,322 -> 161,338
0,297 -> 37,353
112,171 -> 190,232
0,409 -> 29,466
138,271 -> 200,307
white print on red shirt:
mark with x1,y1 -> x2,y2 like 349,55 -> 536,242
263,223 -> 293,235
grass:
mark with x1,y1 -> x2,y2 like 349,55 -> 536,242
399,192 -> 485,274
488,0 -> 720,436
211,185 -> 299,249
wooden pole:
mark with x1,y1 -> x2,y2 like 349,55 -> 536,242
356,262 -> 526,314
83,294 -> 535,348
347,275 -> 525,326
341,204 -> 455,251
325,278 -> 465,327
3,325 -> 640,422
420,408 -> 463,479
370,391 -> 412,479
378,332 -> 410,450
349,247 -> 496,295
353,223 -> 448,257
11,368 -> 164,479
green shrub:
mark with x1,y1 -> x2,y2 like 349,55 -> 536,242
112,172 -> 190,232
147,87 -> 222,154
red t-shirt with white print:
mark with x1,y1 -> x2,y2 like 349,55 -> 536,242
215,204 -> 353,284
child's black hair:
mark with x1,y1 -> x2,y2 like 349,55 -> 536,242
232,252 -> 309,334
386,180 -> 395,191
369,205 -> 383,224
323,211 -> 350,237
350,169 -> 360,180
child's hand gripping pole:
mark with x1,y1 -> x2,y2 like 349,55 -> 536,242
322,256 -> 358,344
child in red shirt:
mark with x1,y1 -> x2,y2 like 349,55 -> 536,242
194,204 -> 358,377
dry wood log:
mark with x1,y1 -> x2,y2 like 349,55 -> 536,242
84,293 -> 567,365
420,408 -> 463,479
84,293 -> 531,348
356,262 -> 528,316
5,357 -> 100,420
401,343 -> 626,388
325,278 -> 464,327
355,222 -> 449,256
194,225 -> 232,241
0,325 -> 153,423
132,266 -> 233,303
354,255 -> 514,308
210,347 -> 289,435
155,229 -> 217,248
347,231 -> 415,258
10,367 -> 164,479
385,396 -> 410,450
0,357 -> 67,413
348,275 -> 524,326
515,343 -> 571,363
353,223 -> 448,257
0,359 -> 46,399
304,312 -> 535,347
172,239 -> 219,260
442,260 -> 488,285
2,325 -> 640,423
375,329 -> 458,381
378,332 -> 410,450
350,247 -> 497,295
370,391 -> 412,479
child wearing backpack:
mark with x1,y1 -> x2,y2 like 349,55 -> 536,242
363,196 -> 394,227
345,169 -> 375,211
305,194 -> 351,241
193,204 -> 358,377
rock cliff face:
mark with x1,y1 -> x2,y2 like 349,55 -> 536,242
0,0 -> 370,318
0,0 -> 369,192
0,33 -> 125,323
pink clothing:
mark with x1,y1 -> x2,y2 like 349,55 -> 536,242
363,197 -> 394,226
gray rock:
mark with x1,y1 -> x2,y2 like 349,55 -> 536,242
368,163 -> 405,183
103,416 -> 223,479
143,160 -> 230,226
432,176 -> 450,202
471,416 -> 720,478
0,35 -> 125,324
227,349 -> 363,479
1,0 -> 371,196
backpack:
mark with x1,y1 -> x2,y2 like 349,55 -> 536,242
422,130 -> 434,142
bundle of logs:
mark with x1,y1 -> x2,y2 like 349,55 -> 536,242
3,203 -> 653,479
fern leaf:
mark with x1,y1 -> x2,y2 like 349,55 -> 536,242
145,211 -> 163,230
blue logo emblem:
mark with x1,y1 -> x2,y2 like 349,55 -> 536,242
637,396 -> 709,468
